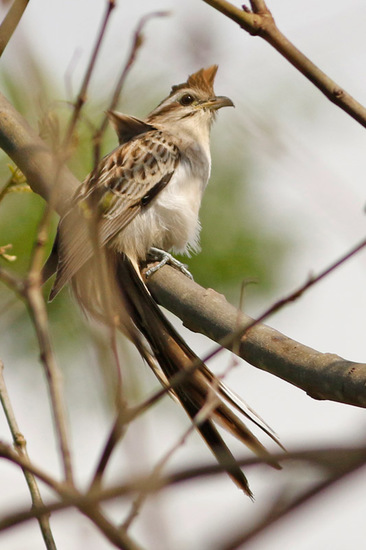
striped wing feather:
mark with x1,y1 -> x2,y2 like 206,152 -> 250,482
50,130 -> 179,300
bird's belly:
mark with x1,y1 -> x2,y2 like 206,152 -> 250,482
154,176 -> 203,254
111,171 -> 205,261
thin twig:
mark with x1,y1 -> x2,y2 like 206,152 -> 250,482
89,411 -> 127,490
93,10 -> 169,166
0,442 -> 140,550
27,201 -> 74,484
122,386 -> 224,531
83,506 -> 142,550
0,242 -> 74,484
0,0 -> 29,57
63,0 -> 116,148
221,448 -> 366,549
250,0 -> 266,12
1,444 -> 365,533
201,0 -> 366,128
0,266 -> 25,295
0,441 -> 68,493
121,421 -> 197,531
205,236 -> 366,361
0,361 -> 57,550
26,283 -> 74,484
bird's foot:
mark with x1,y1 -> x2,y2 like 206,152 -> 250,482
145,247 -> 193,279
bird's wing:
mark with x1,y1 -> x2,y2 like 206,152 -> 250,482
106,111 -> 156,144
49,130 -> 180,300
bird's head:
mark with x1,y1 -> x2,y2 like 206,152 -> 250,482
146,66 -> 234,130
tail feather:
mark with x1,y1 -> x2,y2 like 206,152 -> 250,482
202,366 -> 286,452
115,256 -> 282,494
46,244 -> 282,495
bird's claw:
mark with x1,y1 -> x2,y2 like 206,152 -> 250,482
145,247 -> 193,279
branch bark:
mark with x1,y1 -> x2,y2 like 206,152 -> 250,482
145,264 -> 366,409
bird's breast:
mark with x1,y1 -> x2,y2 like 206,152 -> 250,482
152,158 -> 208,254
111,138 -> 211,261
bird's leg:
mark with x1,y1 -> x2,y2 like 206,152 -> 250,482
145,247 -> 193,279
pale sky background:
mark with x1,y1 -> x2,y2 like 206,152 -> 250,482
1,1 -> 366,549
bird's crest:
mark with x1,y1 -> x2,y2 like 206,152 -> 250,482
170,65 -> 218,97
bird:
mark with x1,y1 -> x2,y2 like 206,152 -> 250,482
45,66 -> 283,496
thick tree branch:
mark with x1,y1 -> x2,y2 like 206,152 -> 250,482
145,264 -> 366,409
201,0 -> 366,128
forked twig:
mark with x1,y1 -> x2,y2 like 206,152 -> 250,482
1,444 -> 365,538
202,0 -> 366,128
222,447 -> 366,549
0,441 -> 140,550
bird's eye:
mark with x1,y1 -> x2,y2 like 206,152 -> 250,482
180,93 -> 195,106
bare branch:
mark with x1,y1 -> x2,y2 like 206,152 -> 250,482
0,250 -> 74,483
0,442 -> 141,550
1,443 -> 365,537
202,0 -> 366,128
93,11 -> 169,165
64,0 -> 116,148
0,362 -> 57,550
222,447 -> 366,549
145,258 -> 366,409
0,0 -> 29,57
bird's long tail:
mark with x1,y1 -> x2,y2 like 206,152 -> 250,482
49,243 -> 282,496
112,255 -> 282,496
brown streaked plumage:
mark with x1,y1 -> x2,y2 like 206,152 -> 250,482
44,66 -> 283,495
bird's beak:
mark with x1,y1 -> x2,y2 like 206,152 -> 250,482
202,95 -> 235,110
